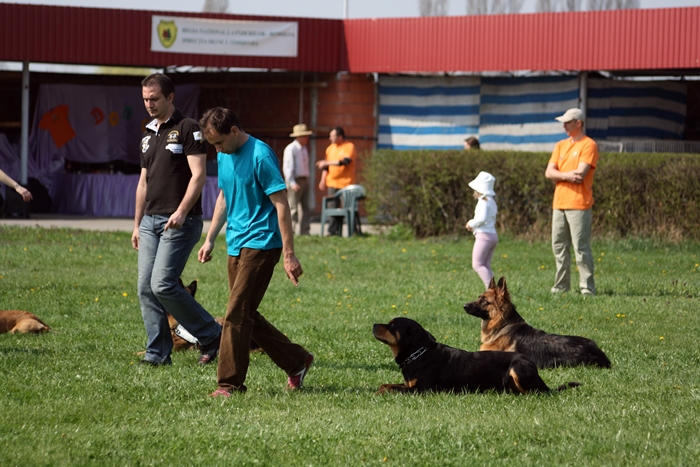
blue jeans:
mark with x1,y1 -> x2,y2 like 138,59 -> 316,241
137,214 -> 221,363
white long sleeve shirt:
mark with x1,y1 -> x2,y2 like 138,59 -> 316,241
467,195 -> 498,235
282,139 -> 309,185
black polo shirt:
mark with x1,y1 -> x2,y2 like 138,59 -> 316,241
140,109 -> 205,216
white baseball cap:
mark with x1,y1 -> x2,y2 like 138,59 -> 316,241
555,108 -> 584,123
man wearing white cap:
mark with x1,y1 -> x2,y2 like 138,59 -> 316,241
283,124 -> 313,235
545,108 -> 599,295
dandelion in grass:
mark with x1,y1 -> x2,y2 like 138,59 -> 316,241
502,254 -> 508,258
660,336 -> 664,340
95,297 -> 99,302
341,255 -> 347,260
122,292 -> 128,297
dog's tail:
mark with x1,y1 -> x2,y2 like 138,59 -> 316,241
556,382 -> 581,391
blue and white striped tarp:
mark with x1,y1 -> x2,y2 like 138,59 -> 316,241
479,76 -> 578,152
377,75 -> 687,152
587,78 -> 687,141
378,76 -> 480,150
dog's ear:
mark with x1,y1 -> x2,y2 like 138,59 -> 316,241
186,280 -> 198,296
496,276 -> 511,303
488,276 -> 497,290
178,277 -> 184,287
496,276 -> 506,290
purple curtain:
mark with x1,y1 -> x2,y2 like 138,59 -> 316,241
28,83 -> 200,191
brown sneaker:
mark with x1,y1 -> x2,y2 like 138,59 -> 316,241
209,388 -> 231,398
286,354 -> 314,390
198,333 -> 221,365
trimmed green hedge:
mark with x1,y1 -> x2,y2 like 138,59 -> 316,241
363,149 -> 700,240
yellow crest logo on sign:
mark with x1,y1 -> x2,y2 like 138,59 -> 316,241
157,20 -> 177,49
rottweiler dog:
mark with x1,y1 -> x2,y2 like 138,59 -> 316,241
372,317 -> 578,395
464,276 -> 611,369
0,310 -> 51,334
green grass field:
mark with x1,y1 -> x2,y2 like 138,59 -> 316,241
1,226 -> 699,466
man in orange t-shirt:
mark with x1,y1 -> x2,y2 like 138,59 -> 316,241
316,127 -> 357,236
545,108 -> 599,296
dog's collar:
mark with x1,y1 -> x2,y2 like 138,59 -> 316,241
398,346 -> 429,368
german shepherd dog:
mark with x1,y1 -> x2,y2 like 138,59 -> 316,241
0,310 -> 51,334
138,279 -> 260,353
464,277 -> 611,369
172,279 -> 261,352
372,317 -> 579,395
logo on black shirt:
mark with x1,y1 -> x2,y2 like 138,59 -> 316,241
167,130 -> 180,143
141,136 -> 151,153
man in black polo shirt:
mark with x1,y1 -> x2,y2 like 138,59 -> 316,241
131,73 -> 221,366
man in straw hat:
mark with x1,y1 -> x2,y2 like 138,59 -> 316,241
545,108 -> 599,296
283,123 -> 313,235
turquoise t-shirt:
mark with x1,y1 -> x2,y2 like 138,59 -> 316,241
217,136 -> 286,256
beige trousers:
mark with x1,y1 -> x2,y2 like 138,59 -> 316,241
551,209 -> 595,294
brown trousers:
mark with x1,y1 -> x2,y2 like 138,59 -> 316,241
217,248 -> 309,392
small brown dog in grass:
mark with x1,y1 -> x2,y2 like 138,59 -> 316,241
373,317 -> 579,395
464,276 -> 611,369
0,310 -> 51,334
136,279 -> 261,354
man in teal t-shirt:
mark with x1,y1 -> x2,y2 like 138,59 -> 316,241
198,107 -> 314,397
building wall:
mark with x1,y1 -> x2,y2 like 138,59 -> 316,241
313,72 -> 376,213
193,71 -> 376,214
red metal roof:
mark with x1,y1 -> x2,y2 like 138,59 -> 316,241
1,3 -> 699,74
0,3 -> 346,72
345,7 -> 700,73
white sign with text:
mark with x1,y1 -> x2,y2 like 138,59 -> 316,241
151,15 -> 298,57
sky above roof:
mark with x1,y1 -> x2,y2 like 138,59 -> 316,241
6,0 -> 700,18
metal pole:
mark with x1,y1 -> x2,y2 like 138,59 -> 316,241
579,71 -> 588,121
20,61 -> 29,185
343,0 -> 349,19
299,72 -> 304,123
309,73 -> 318,210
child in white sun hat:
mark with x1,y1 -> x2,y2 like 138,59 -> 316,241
465,171 -> 498,289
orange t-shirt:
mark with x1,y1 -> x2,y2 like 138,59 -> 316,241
549,135 -> 599,210
325,141 -> 357,189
